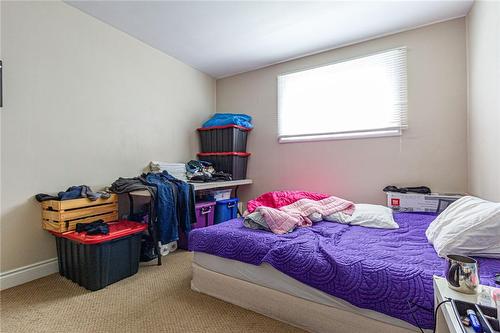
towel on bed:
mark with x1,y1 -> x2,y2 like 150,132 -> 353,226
243,211 -> 271,231
255,196 -> 355,234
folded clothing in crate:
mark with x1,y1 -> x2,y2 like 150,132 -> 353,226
40,194 -> 118,233
54,220 -> 147,291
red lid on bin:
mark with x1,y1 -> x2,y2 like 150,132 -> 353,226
197,125 -> 252,132
197,152 -> 251,157
60,220 -> 147,245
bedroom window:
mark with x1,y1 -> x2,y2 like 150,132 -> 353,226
277,47 -> 407,143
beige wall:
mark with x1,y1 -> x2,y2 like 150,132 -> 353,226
0,1 -> 215,272
466,1 -> 500,202
217,19 -> 468,206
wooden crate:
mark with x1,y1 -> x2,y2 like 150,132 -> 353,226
41,194 -> 118,233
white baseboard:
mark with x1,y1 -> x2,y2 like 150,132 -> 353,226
0,258 -> 58,290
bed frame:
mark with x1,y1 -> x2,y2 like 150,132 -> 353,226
191,262 -> 427,333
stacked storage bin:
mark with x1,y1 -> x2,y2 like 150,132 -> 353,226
197,122 -> 252,224
53,220 -> 147,291
214,198 -> 239,224
197,125 -> 251,180
178,201 -> 216,250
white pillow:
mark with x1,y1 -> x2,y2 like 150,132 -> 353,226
326,204 -> 399,229
309,211 -> 349,223
426,196 -> 500,258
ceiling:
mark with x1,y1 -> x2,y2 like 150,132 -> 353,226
67,1 -> 473,78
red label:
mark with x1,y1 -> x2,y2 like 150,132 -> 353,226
391,198 -> 400,206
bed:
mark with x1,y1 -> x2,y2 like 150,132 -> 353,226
189,212 -> 500,333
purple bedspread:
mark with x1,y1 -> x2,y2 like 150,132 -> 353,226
189,213 -> 500,329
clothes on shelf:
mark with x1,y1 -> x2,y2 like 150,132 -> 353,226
185,160 -> 232,182
109,176 -> 156,197
35,185 -> 111,202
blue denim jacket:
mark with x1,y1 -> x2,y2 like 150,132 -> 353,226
145,172 -> 195,244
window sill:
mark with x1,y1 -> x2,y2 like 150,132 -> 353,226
278,129 -> 402,143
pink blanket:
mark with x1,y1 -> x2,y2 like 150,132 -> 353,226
247,190 -> 329,213
256,196 -> 355,234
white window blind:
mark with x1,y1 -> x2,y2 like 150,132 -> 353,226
277,47 -> 407,143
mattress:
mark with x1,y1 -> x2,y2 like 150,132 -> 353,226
189,212 -> 500,329
194,251 -> 419,331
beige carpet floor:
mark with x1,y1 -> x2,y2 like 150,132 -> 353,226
1,251 -> 304,333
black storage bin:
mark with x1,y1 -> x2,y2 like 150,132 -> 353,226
198,152 -> 250,180
54,221 -> 146,291
197,125 -> 251,153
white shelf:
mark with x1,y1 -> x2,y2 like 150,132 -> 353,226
129,179 -> 253,196
191,179 -> 253,191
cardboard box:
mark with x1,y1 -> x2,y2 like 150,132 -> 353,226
386,192 -> 463,213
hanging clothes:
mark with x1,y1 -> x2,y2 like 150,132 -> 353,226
144,172 -> 180,244
111,172 -> 196,245
161,171 -> 196,236
145,171 -> 196,244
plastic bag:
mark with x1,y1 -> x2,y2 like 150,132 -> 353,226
202,113 -> 253,129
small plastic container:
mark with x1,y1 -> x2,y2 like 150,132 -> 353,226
214,198 -> 239,224
178,201 -> 216,250
198,125 -> 251,153
197,152 -> 250,180
210,189 -> 232,201
54,220 -> 147,291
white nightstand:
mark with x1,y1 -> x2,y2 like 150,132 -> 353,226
433,276 -> 499,333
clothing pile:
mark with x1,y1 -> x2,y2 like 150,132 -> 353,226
148,161 -> 188,181
244,191 -> 355,234
383,185 -> 431,194
202,113 -> 253,129
35,185 -> 111,202
185,160 -> 232,182
75,220 -> 109,235
110,171 -> 196,245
